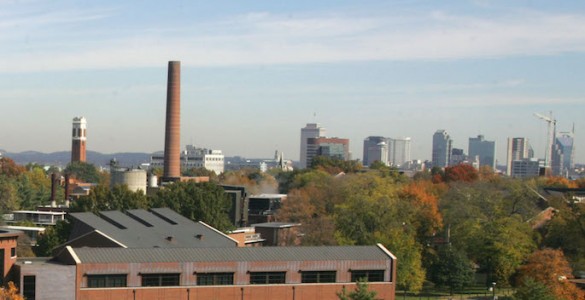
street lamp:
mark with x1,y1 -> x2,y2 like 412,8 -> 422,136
492,282 -> 496,300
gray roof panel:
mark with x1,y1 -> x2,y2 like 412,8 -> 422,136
68,209 -> 236,249
70,245 -> 390,264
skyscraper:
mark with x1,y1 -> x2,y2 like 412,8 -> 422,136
300,123 -> 326,168
71,117 -> 87,163
506,137 -> 533,176
551,129 -> 575,177
388,137 -> 411,167
468,135 -> 496,169
363,136 -> 388,166
432,130 -> 452,168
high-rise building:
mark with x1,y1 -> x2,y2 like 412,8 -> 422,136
300,123 -> 326,168
468,135 -> 496,169
511,158 -> 543,178
551,129 -> 575,177
306,137 -> 350,167
506,137 -> 533,176
71,117 -> 87,163
450,148 -> 466,166
388,137 -> 411,167
363,136 -> 389,166
432,130 -> 452,168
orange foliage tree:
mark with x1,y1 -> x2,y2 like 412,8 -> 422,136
517,248 -> 584,300
544,176 -> 578,188
398,181 -> 443,238
0,282 -> 24,300
443,164 -> 479,183
0,157 -> 25,178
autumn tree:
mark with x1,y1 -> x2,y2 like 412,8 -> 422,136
542,195 -> 585,271
398,181 -> 443,240
0,282 -> 24,300
516,248 -> 584,300
443,164 -> 479,183
0,157 -> 25,177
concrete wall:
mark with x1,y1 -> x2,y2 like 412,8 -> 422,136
17,261 -> 76,300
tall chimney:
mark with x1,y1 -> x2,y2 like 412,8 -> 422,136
163,61 -> 181,181
50,173 -> 57,207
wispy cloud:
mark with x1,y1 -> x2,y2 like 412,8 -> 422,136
2,6 -> 585,72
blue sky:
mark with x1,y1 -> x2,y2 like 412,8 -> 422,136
0,0 -> 584,165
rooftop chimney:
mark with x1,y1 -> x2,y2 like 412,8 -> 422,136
163,61 -> 181,181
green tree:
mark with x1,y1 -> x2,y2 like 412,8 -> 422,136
64,161 -> 101,183
428,247 -> 474,295
150,181 -> 234,232
34,220 -> 73,257
182,167 -> 218,180
310,156 -> 362,174
0,178 -> 21,214
514,277 -> 555,300
337,280 -> 377,300
70,184 -> 148,213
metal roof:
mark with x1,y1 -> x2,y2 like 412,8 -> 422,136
69,245 -> 391,264
67,208 -> 236,249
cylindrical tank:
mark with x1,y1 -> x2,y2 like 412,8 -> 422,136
110,169 -> 147,193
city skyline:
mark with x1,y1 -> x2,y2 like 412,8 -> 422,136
0,1 -> 584,164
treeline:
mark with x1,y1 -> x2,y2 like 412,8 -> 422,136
2,156 -> 584,299
271,159 -> 585,299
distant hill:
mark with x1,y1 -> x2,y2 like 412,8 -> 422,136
0,150 -> 152,167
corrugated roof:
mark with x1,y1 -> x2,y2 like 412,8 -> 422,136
68,208 -> 236,249
70,245 -> 389,264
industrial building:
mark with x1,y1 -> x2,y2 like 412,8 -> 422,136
150,145 -> 225,175
8,208 -> 397,300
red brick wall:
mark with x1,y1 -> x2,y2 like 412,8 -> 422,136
79,282 -> 394,300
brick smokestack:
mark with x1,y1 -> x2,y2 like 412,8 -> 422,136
163,61 -> 181,180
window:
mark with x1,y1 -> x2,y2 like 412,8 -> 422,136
350,270 -> 385,282
197,273 -> 234,286
301,271 -> 336,283
10,247 -> 16,257
87,274 -> 127,288
249,272 -> 286,284
141,273 -> 180,286
23,276 -> 36,300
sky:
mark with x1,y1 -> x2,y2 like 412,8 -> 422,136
0,0 -> 584,165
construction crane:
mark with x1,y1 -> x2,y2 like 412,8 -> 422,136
533,111 -> 556,169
